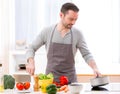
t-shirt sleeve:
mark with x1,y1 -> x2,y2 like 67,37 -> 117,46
76,30 -> 94,63
26,28 -> 47,61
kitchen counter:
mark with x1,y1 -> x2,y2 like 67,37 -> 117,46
1,83 -> 120,94
82,83 -> 120,94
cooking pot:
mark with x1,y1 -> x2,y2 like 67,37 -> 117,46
90,76 -> 110,87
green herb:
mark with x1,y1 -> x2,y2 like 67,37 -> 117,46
38,73 -> 54,80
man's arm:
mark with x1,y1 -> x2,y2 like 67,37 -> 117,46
76,29 -> 101,77
88,59 -> 101,77
25,28 -> 48,75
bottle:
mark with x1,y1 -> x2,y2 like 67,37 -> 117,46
0,63 -> 4,92
33,75 -> 39,91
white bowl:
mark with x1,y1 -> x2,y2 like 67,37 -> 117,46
68,83 -> 83,94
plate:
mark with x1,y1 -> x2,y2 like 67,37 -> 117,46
40,91 -> 65,94
15,88 -> 32,93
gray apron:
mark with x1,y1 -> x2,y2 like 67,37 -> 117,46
46,25 -> 77,83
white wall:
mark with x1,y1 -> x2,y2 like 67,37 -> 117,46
73,0 -> 120,74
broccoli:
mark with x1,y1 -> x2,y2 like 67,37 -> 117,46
4,75 -> 15,89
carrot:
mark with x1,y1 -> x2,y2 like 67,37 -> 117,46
60,85 -> 67,91
59,85 -> 69,93
64,87 -> 69,93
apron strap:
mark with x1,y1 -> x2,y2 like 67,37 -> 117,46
50,24 -> 73,45
50,24 -> 57,43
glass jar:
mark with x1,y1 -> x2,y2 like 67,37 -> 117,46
0,63 -> 4,92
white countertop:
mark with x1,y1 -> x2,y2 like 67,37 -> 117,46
81,83 -> 120,94
1,83 -> 120,94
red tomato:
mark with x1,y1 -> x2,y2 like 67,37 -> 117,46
16,82 -> 24,90
24,82 -> 30,90
59,76 -> 68,85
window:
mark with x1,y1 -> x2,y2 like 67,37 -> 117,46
14,0 -> 120,74
73,0 -> 120,74
15,0 -> 71,48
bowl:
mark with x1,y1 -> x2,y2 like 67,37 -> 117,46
38,78 -> 53,93
68,83 -> 83,94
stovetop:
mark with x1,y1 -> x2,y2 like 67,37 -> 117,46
85,83 -> 120,92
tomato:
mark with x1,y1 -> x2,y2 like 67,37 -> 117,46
24,82 -> 30,90
59,76 -> 68,85
16,82 -> 24,90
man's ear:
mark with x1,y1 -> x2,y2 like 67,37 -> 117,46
60,12 -> 63,18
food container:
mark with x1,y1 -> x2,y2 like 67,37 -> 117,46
90,76 -> 109,87
38,78 -> 53,93
68,83 -> 83,94
13,74 -> 31,82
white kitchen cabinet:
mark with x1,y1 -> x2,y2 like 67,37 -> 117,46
9,50 -> 27,74
9,46 -> 47,75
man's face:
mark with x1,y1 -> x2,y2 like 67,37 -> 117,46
60,10 -> 78,29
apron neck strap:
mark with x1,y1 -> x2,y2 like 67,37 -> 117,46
50,24 -> 73,44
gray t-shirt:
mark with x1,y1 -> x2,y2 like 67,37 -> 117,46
26,24 -> 94,63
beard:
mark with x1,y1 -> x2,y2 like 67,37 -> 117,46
66,24 -> 73,29
61,19 -> 73,29
63,23 -> 73,29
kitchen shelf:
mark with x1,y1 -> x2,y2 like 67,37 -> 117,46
10,49 -> 46,56
10,50 -> 26,55
13,70 -> 28,75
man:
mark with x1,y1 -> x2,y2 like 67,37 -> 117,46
26,2 -> 101,83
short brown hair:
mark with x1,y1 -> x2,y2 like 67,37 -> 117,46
61,2 -> 79,14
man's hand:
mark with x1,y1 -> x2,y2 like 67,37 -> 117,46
88,60 -> 102,77
93,68 -> 102,77
26,58 -> 35,75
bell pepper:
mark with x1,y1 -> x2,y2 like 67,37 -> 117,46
46,84 -> 57,94
59,76 -> 68,85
